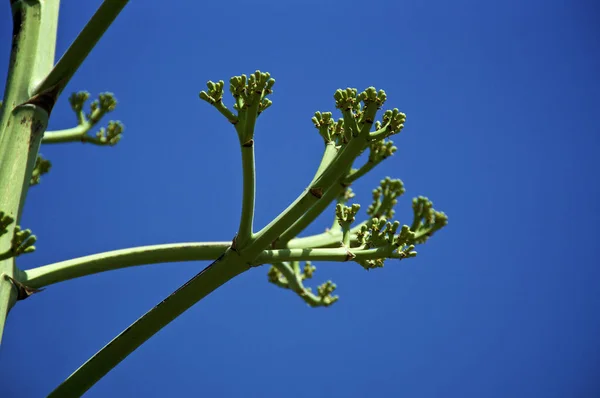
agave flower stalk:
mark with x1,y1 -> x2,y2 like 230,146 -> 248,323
0,1 -> 447,397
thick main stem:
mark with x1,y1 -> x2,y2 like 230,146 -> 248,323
0,0 -> 59,344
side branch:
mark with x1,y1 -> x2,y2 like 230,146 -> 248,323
255,246 -> 403,264
286,221 -> 367,249
24,242 -> 230,288
42,123 -> 122,145
32,0 -> 130,99
235,141 -> 256,247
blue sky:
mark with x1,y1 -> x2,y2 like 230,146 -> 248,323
1,0 -> 599,397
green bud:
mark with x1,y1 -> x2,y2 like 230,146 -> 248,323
0,211 -> 15,237
69,91 -> 90,113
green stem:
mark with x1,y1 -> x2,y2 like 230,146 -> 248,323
240,96 -> 260,143
32,0 -> 129,98
368,121 -> 393,141
287,220 -> 367,249
341,224 -> 351,247
23,242 -> 230,289
41,123 -> 90,144
310,142 -> 338,184
48,250 -> 248,398
214,101 -> 238,124
236,143 -> 256,248
256,246 -> 397,264
0,0 -> 59,343
341,109 -> 359,139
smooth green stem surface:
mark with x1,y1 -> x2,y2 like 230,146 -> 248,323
41,124 -> 91,144
24,242 -> 230,288
214,101 -> 237,124
310,142 -> 338,185
0,0 -> 58,342
236,144 -> 256,247
48,250 -> 248,398
256,246 -> 397,264
369,122 -> 393,141
33,0 -> 129,97
286,220 -> 367,249
240,96 -> 260,142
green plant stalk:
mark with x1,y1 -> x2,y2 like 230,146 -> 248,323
22,221 -> 369,290
256,246 -> 399,264
240,94 -> 260,142
286,220 -> 367,249
236,143 -> 256,247
48,250 -> 249,398
32,0 -> 130,98
23,242 -> 231,288
21,218 -> 371,293
41,123 -> 91,144
310,142 -> 338,185
0,0 -> 59,344
21,239 -> 400,293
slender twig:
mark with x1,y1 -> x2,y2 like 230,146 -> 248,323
0,0 -> 59,344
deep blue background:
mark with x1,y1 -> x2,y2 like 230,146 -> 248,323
1,1 -> 599,397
